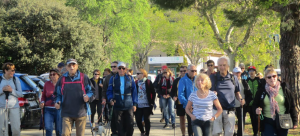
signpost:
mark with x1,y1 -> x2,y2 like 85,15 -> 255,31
148,56 -> 184,64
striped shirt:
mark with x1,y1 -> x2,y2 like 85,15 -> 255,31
188,91 -> 218,121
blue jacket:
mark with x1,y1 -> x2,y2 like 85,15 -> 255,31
178,74 -> 197,108
55,70 -> 94,117
107,74 -> 137,110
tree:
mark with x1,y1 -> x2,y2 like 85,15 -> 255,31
65,0 -> 151,66
0,0 -> 105,76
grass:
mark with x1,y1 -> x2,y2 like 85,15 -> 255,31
240,113 -> 300,136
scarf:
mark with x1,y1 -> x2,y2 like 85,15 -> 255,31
265,81 -> 281,120
162,76 -> 173,87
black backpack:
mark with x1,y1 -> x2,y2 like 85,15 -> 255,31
213,72 -> 236,88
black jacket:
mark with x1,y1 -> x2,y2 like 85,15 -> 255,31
241,79 -> 252,106
253,82 -> 298,131
90,78 -> 103,101
135,79 -> 156,114
170,77 -> 181,105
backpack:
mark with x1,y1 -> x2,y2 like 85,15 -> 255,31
213,72 -> 236,88
112,74 -> 132,99
60,72 -> 91,115
0,76 -> 18,91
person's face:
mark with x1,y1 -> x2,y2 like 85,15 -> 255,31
179,68 -> 187,77
50,71 -> 59,81
93,72 -> 100,79
67,63 -> 78,74
196,77 -> 206,90
118,66 -> 126,76
188,66 -> 197,78
127,71 -> 132,76
111,63 -> 118,73
136,70 -> 144,80
163,71 -> 170,77
218,60 -> 229,73
207,63 -> 214,71
266,73 -> 278,87
234,72 -> 241,78
240,67 -> 245,72
4,68 -> 15,79
249,69 -> 256,77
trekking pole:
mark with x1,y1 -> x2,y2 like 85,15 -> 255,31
174,104 -> 176,136
257,107 -> 261,136
2,92 -> 9,136
241,105 -> 244,136
42,108 -> 45,136
86,103 -> 94,136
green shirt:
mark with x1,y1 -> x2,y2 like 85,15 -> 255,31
263,87 -> 286,118
248,78 -> 259,106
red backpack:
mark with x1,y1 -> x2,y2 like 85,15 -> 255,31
60,73 -> 86,95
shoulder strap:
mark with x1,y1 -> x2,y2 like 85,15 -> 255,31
230,74 -> 236,86
0,76 -> 2,85
147,79 -> 150,86
80,73 -> 86,94
13,76 -> 17,91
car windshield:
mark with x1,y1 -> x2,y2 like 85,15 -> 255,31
38,80 -> 45,88
20,75 -> 38,89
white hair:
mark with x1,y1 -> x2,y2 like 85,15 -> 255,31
187,64 -> 196,70
217,57 -> 230,66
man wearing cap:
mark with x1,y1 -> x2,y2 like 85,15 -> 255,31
107,62 -> 137,136
233,67 -> 252,136
239,63 -> 248,80
210,57 -> 244,136
153,65 -> 168,123
246,66 -> 260,136
102,61 -> 118,136
57,62 -> 65,74
178,64 -> 198,136
55,59 -> 94,136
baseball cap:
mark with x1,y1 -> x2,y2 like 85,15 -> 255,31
233,67 -> 242,73
49,68 -> 61,76
57,62 -> 65,68
66,59 -> 78,65
248,66 -> 256,71
117,62 -> 126,68
161,65 -> 168,70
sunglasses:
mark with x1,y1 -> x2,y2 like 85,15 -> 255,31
111,66 -> 117,68
68,63 -> 76,67
136,73 -> 142,75
190,70 -> 197,73
50,73 -> 57,76
118,67 -> 126,70
94,74 -> 100,75
180,70 -> 186,73
267,75 -> 277,79
241,68 -> 245,69
207,65 -> 214,67
163,72 -> 168,74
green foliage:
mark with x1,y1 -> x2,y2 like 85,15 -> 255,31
65,0 -> 151,67
174,45 -> 188,72
0,0 -> 104,76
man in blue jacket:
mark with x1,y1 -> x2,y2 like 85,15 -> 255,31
55,59 -> 94,136
107,62 -> 137,136
178,64 -> 198,136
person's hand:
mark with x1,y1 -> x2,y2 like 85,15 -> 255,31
293,125 -> 298,129
173,97 -> 177,101
133,106 -> 136,112
40,103 -> 44,108
55,102 -> 60,109
256,107 -> 262,115
213,91 -> 217,95
167,94 -> 170,98
3,85 -> 12,92
99,83 -> 103,88
163,95 -> 167,99
190,115 -> 196,121
83,94 -> 89,102
110,100 -> 115,106
240,99 -> 245,106
210,117 -> 215,121
102,99 -> 106,105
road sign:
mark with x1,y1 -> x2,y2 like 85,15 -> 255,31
148,56 -> 183,64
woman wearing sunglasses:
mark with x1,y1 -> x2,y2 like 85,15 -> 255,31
40,69 -> 62,136
159,68 -> 176,129
134,69 -> 156,136
89,69 -> 104,127
253,68 -> 298,136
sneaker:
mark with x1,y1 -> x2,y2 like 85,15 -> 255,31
172,123 -> 175,128
160,118 -> 165,123
163,124 -> 169,128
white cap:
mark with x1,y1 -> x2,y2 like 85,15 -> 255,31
233,67 -> 242,73
117,62 -> 126,68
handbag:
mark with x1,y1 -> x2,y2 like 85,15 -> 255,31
276,112 -> 293,129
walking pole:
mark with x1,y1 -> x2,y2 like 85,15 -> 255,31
257,107 -> 261,136
174,104 -> 176,136
2,92 -> 9,136
42,108 -> 45,136
241,105 -> 244,136
86,103 -> 94,136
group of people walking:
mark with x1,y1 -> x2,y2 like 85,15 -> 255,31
0,56 -> 298,136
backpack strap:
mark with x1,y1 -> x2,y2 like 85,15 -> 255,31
0,76 -> 17,92
0,76 -> 2,85
147,79 -> 152,99
230,74 -> 236,87
80,73 -> 86,94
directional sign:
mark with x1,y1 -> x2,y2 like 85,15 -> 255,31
148,56 -> 184,64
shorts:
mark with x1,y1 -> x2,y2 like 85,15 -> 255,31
175,104 -> 185,116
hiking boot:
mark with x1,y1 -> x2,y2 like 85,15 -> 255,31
160,118 -> 165,123
163,124 -> 169,128
172,123 -> 175,128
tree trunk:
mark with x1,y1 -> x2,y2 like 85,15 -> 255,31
227,53 -> 237,71
279,5 -> 300,106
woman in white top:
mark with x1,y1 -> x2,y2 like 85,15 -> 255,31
185,73 -> 223,136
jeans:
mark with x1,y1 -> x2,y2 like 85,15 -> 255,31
44,108 -> 62,136
192,119 -> 213,136
161,97 -> 175,124
90,100 -> 102,123
115,109 -> 134,136
135,107 -> 152,135
262,117 -> 288,136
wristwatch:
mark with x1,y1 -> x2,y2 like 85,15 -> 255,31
213,116 -> 217,120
